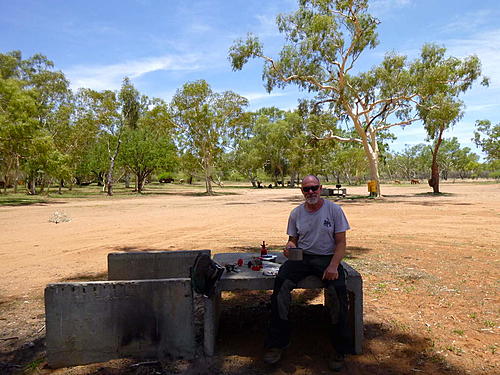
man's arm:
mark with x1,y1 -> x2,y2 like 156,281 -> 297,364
284,236 -> 298,258
322,231 -> 346,280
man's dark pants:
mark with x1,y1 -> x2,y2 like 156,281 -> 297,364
265,254 -> 351,354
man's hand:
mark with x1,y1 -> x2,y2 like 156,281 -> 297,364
284,237 -> 298,258
322,264 -> 339,280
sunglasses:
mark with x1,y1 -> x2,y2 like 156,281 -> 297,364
302,185 -> 320,192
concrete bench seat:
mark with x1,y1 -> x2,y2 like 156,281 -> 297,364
45,249 -> 362,368
207,252 -> 362,355
45,278 -> 196,368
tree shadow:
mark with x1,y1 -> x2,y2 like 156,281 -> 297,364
0,337 -> 45,375
0,198 -> 66,207
345,246 -> 372,259
145,190 -> 242,197
262,196 -> 304,204
215,303 -> 470,375
227,245 -> 283,252
110,246 -> 167,253
58,271 -> 108,282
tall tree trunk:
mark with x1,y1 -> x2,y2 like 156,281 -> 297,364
106,139 -> 122,196
204,167 -> 213,195
124,172 -> 131,188
289,171 -> 297,188
13,155 -> 20,193
137,172 -> 143,193
28,176 -> 36,195
366,150 -> 381,197
428,128 -> 444,194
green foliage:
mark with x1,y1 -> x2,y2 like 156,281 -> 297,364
473,120 -> 500,162
170,79 -> 248,194
381,139 -> 481,181
118,126 -> 177,192
229,1 -> 488,196
0,51 -> 72,193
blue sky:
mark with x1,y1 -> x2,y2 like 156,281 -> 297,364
1,0 -> 499,159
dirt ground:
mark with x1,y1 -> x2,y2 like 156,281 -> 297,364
0,182 -> 498,375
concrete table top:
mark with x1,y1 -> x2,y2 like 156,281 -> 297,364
213,252 -> 284,291
213,252 -> 359,291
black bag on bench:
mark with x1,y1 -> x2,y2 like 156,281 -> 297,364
190,253 -> 224,297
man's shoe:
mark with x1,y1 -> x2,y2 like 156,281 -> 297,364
328,352 -> 345,372
263,347 -> 283,364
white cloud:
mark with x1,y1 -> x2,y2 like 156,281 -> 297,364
444,29 -> 500,89
66,54 -> 202,91
466,103 -> 498,113
440,9 -> 495,34
255,13 -> 280,37
369,0 -> 412,16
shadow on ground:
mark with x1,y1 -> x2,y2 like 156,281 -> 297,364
58,271 -> 108,282
0,298 -> 470,375
213,302 -> 469,375
110,246 -> 167,253
0,198 -> 65,207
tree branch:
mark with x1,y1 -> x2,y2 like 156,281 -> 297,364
374,116 -> 420,132
314,134 -> 363,144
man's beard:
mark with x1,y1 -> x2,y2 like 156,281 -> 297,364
305,195 -> 319,205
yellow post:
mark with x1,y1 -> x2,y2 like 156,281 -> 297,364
367,180 -> 377,196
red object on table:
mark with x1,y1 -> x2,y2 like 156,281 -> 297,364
260,240 -> 268,256
237,258 -> 243,267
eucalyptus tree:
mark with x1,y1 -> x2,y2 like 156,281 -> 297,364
0,51 -> 72,194
390,144 -> 430,181
436,138 -> 480,180
414,44 -> 486,193
118,99 -> 177,193
170,80 -> 248,195
229,0 -> 487,196
232,137 -> 264,187
77,88 -> 122,195
473,120 -> 499,162
74,78 -> 149,196
0,74 -> 37,193
229,0 -> 422,196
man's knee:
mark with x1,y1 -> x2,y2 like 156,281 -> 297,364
272,278 -> 297,320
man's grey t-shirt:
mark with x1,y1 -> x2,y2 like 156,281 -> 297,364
287,199 -> 350,255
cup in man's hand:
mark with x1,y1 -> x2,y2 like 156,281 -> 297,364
287,247 -> 303,261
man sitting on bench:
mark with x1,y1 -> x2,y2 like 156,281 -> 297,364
264,175 -> 351,372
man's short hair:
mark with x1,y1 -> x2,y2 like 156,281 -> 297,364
301,175 -> 320,185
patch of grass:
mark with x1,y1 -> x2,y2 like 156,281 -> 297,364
452,329 -> 465,336
390,319 -> 410,332
374,282 -> 388,294
483,320 -> 496,328
403,285 -> 417,293
467,312 -> 477,320
0,195 -> 49,206
24,358 -> 44,373
445,344 -> 463,355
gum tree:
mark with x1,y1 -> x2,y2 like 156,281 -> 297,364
170,80 -> 248,195
414,44 -> 485,193
229,0 -> 485,196
118,99 -> 177,193
229,0 -> 420,196
473,120 -> 499,163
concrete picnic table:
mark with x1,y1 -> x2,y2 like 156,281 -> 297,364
204,252 -> 363,356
